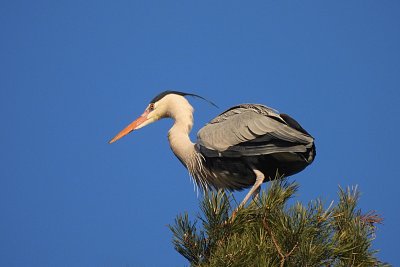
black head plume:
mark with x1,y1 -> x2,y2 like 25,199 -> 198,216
150,90 -> 218,108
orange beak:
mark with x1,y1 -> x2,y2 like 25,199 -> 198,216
109,110 -> 150,144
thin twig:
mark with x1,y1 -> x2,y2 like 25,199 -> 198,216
263,220 -> 285,266
286,242 -> 299,258
263,219 -> 298,267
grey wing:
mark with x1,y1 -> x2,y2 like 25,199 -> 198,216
197,104 -> 314,157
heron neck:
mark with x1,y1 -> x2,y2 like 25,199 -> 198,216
168,113 -> 196,166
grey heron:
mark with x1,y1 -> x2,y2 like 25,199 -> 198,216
109,91 -> 316,207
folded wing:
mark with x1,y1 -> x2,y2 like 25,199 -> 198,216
197,104 -> 314,158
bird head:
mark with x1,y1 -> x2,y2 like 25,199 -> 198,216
108,90 -> 217,144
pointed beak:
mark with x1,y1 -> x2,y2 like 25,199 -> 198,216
109,110 -> 150,144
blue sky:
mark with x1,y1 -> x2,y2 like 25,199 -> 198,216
1,1 -> 399,266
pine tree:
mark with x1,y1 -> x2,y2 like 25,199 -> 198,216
169,179 -> 389,266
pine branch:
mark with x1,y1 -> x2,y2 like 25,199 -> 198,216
168,213 -> 207,264
169,180 -> 390,267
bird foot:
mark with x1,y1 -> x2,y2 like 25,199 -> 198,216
230,207 -> 240,222
252,186 -> 261,201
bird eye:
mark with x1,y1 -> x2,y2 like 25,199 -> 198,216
149,103 -> 155,110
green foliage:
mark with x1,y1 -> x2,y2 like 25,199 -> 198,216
169,180 -> 389,267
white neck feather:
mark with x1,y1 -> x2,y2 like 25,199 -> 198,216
166,97 -> 196,166
160,94 -> 214,191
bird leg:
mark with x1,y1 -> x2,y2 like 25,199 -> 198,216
231,170 -> 265,221
239,169 -> 265,208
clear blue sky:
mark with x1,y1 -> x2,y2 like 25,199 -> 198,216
1,1 -> 399,266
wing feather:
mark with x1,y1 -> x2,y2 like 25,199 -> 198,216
197,104 -> 314,157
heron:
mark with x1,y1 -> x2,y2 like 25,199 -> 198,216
109,91 -> 315,207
